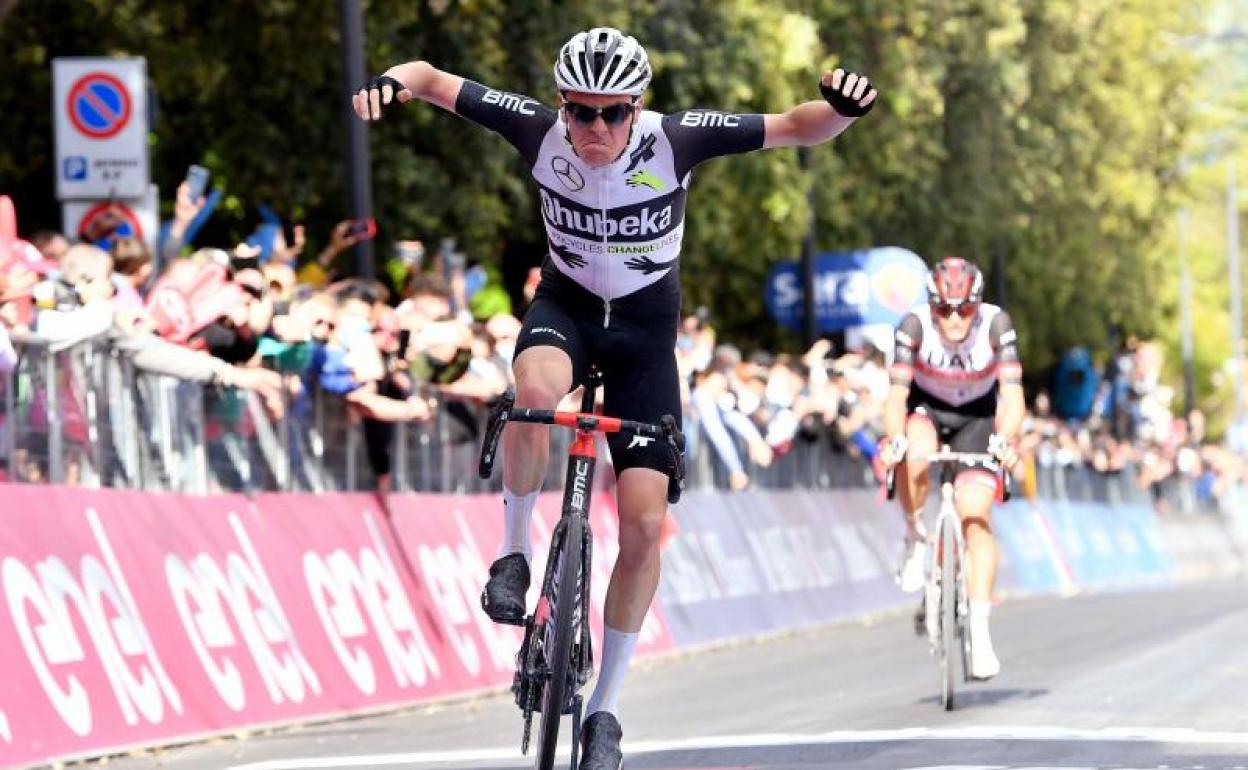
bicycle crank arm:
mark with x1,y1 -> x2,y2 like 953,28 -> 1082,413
521,710 -> 533,755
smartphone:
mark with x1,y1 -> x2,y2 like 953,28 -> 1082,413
184,164 -> 210,201
348,218 -> 377,240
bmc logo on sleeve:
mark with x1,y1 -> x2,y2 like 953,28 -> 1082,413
679,111 -> 741,128
483,89 -> 537,116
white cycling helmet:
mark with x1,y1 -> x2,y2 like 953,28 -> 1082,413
554,27 -> 652,97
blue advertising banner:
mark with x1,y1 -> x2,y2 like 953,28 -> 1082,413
661,489 -> 904,646
764,247 -> 928,332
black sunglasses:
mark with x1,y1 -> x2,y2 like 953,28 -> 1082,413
562,99 -> 636,127
932,300 -> 978,319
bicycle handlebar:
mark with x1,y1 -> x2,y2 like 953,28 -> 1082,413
884,449 -> 1012,503
477,390 -> 687,504
904,450 -> 998,465
504,407 -> 672,436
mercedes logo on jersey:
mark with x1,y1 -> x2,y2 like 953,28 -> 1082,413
551,156 -> 585,192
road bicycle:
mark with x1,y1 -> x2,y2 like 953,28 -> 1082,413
888,448 -> 1009,710
478,368 -> 684,769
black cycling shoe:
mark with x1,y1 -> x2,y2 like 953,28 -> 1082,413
580,711 -> 624,770
480,553 -> 530,625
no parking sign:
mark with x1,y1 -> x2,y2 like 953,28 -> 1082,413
62,185 -> 159,254
53,58 -> 150,199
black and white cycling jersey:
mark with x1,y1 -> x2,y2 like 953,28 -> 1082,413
890,303 -> 1023,410
455,79 -> 765,324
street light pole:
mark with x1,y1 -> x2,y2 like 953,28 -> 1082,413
1179,206 -> 1195,414
339,0 -> 375,278
1229,158 -> 1243,428
798,146 -> 818,347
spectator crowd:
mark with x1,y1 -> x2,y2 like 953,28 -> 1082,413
0,185 -> 1243,513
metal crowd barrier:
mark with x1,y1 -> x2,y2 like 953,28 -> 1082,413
0,336 -> 1229,513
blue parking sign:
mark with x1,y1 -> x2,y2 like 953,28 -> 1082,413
64,156 -> 88,181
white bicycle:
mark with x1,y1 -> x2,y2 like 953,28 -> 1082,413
887,447 -> 1010,711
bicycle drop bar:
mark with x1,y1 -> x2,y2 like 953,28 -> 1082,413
477,392 -> 686,503
505,407 -> 671,436
884,450 -> 1012,502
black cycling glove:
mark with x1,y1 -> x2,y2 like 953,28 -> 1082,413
819,70 -> 877,118
357,74 -> 407,119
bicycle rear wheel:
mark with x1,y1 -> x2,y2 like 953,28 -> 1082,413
535,514 -> 583,770
940,515 -> 957,711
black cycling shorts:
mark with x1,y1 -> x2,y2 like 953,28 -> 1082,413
907,386 -> 1000,483
514,275 -> 682,478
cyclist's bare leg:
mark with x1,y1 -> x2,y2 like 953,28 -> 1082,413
899,413 -> 938,531
587,466 -> 667,716
604,467 -> 668,629
496,346 -> 573,560
955,474 -> 1001,676
504,346 -> 573,493
954,477 -> 998,602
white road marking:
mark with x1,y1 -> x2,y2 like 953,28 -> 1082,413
226,726 -> 1248,769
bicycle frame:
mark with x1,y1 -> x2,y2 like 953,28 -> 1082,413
928,454 -> 971,710
478,372 -> 684,770
886,448 -> 1009,710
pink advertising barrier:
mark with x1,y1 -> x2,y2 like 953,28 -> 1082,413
0,484 -> 671,769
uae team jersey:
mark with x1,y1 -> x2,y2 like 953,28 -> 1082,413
890,303 -> 1023,409
454,79 -> 766,321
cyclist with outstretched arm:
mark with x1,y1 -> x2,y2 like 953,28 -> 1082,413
877,257 -> 1025,680
353,27 -> 877,768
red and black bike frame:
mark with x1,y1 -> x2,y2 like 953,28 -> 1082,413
477,371 -> 684,768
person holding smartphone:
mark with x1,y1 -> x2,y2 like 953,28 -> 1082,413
354,27 -> 877,768
296,219 -> 371,288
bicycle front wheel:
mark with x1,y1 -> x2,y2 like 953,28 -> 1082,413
535,514 -> 583,770
940,515 -> 958,711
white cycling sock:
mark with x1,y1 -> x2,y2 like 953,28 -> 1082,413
586,626 -> 638,717
499,487 -> 538,562
970,601 -> 992,636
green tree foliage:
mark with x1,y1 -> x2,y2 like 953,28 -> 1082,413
1156,0 -> 1248,433
0,0 -> 1207,372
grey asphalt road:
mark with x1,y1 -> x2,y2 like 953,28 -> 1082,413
84,580 -> 1248,770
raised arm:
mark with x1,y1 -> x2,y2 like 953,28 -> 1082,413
763,68 -> 878,149
353,60 -> 464,118
352,62 -> 557,167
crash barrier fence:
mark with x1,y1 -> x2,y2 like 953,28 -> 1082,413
1,478 -> 1244,769
0,336 -> 867,494
0,337 -> 1226,515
